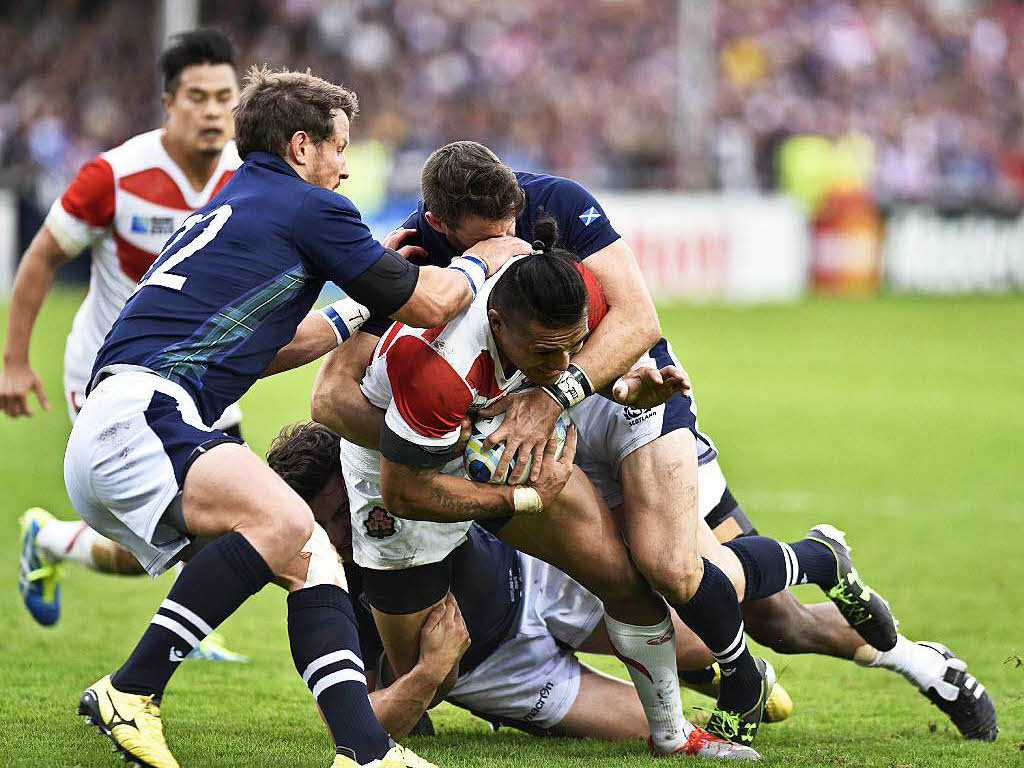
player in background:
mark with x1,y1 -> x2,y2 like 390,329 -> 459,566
66,66 -> 526,768
7,31 -> 241,659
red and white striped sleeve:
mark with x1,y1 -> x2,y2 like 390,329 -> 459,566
380,334 -> 473,467
44,156 -> 115,257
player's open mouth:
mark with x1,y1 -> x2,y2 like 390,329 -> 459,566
200,129 -> 222,139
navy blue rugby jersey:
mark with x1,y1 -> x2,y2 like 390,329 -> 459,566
361,171 -> 620,336
91,151 -> 416,425
344,525 -> 522,677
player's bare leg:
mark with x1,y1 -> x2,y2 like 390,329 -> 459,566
616,429 -> 772,746
497,469 -> 698,755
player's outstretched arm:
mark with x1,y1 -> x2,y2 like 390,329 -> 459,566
387,235 -> 530,328
310,331 -> 385,447
0,226 -> 73,417
367,595 -> 469,740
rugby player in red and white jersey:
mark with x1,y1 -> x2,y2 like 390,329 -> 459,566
7,31 -> 245,650
325,218 -> 760,760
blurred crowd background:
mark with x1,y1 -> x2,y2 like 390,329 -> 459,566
2,0 -> 1023,296
5,1 -> 1024,206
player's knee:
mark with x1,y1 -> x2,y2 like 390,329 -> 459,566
276,502 -> 315,549
634,547 -> 704,604
276,523 -> 345,593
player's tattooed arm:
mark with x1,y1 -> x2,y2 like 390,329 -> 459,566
380,457 -> 517,523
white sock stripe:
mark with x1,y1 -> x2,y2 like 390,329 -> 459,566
716,639 -> 750,665
302,649 -> 364,684
711,622 -> 746,660
780,542 -> 799,586
151,614 -> 201,649
310,669 -> 367,699
160,599 -> 214,636
778,541 -> 793,586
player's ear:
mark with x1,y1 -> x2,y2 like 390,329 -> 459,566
161,90 -> 174,115
288,131 -> 310,165
424,211 -> 447,235
487,307 -> 503,336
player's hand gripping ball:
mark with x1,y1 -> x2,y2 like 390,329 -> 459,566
464,411 -> 571,485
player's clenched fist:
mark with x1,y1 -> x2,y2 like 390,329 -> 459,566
0,361 -> 49,417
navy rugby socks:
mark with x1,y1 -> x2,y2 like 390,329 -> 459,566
288,584 -> 392,764
112,531 -> 273,697
724,535 -> 838,601
669,559 -> 762,712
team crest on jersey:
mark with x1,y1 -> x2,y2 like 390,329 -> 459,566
364,507 -> 398,539
579,206 -> 602,226
623,405 -> 655,425
131,215 -> 176,236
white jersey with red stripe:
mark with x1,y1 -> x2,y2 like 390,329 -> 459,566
44,128 -> 239,415
341,257 -> 528,569
362,257 -> 528,460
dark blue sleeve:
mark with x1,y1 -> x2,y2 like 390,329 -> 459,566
293,187 -> 388,285
544,178 -> 620,259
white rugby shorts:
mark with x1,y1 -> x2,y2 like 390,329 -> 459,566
448,552 -> 604,730
64,370 -> 241,575
341,438 -> 471,570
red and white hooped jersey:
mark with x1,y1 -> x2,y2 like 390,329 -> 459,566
360,257 -> 609,458
45,128 -> 240,392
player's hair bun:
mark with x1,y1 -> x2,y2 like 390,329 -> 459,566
532,212 -> 559,253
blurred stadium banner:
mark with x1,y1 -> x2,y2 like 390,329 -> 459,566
884,205 -> 1024,294
595,192 -> 810,303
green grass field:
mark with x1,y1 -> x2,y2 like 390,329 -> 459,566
1,288 -> 1021,768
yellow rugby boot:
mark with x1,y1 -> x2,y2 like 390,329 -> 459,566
78,675 -> 179,768
331,743 -> 439,767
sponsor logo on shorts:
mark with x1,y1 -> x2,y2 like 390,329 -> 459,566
523,681 -> 555,722
623,405 -> 655,426
364,507 -> 398,539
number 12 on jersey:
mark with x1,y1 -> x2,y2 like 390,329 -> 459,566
135,204 -> 233,293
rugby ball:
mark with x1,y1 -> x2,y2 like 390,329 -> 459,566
464,411 -> 571,485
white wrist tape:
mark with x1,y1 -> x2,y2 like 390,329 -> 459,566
301,523 -> 348,590
319,296 -> 370,345
513,486 -> 543,516
448,255 -> 488,297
